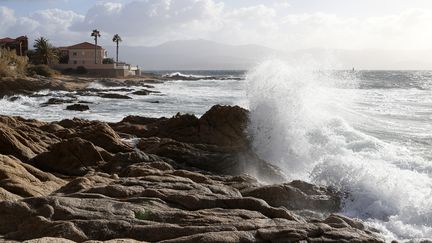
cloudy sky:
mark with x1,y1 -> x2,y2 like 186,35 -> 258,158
1,0 -> 432,52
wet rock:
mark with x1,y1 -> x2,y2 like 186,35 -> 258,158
7,96 -> 20,102
66,104 -> 90,111
99,93 -> 132,99
41,98 -> 75,106
78,101 -> 93,104
131,90 -> 150,95
131,89 -> 160,96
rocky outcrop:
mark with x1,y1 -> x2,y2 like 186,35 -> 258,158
112,105 -> 284,183
0,105 -> 386,242
113,105 -> 248,147
66,104 -> 90,111
0,154 -> 65,198
0,116 -> 59,161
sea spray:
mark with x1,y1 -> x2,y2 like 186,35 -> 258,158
246,60 -> 357,177
246,60 -> 432,240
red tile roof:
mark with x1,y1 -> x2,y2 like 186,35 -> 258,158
0,38 -> 17,43
67,42 -> 103,49
0,36 -> 28,43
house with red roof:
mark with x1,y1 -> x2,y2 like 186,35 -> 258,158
56,41 -> 139,77
59,42 -> 106,66
0,36 -> 28,56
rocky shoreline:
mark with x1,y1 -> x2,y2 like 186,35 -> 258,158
0,74 -> 388,242
0,74 -> 163,98
0,97 -> 386,242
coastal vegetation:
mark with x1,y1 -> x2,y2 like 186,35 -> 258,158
26,64 -> 59,77
112,34 -> 122,63
32,37 -> 58,65
0,37 -> 59,78
91,29 -> 101,64
0,49 -> 27,77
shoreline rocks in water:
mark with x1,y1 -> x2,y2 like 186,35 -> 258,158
0,105 -> 385,242
66,104 -> 90,111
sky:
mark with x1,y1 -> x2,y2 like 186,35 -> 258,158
2,0 -> 432,52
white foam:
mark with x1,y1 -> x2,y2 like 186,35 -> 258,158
246,60 -> 432,241
163,72 -> 210,79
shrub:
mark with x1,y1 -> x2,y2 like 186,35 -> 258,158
0,49 -> 28,77
134,210 -> 154,220
103,58 -> 114,64
61,68 -> 75,74
76,66 -> 88,74
26,64 -> 59,77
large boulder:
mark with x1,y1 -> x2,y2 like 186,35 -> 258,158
71,122 -> 132,153
55,119 -> 133,153
198,105 -> 249,147
0,155 -> 65,198
30,138 -> 106,176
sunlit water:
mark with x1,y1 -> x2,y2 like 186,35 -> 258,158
1,65 -> 431,241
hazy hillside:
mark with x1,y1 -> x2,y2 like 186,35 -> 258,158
106,39 -> 280,70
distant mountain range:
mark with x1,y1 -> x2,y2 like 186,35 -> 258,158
105,39 -> 432,70
106,39 -> 280,70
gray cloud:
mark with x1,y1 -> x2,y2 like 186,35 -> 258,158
2,1 -> 432,51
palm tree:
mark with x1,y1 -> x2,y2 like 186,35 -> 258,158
33,37 -> 58,65
112,34 -> 122,63
91,29 -> 101,64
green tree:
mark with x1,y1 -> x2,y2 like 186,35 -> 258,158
91,29 -> 101,64
33,37 -> 58,65
112,34 -> 122,63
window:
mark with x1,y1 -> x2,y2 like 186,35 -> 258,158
82,51 -> 85,56
73,60 -> 77,64
72,52 -> 77,56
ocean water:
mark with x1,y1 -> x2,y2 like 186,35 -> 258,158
0,70 -> 247,122
1,63 -> 431,241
